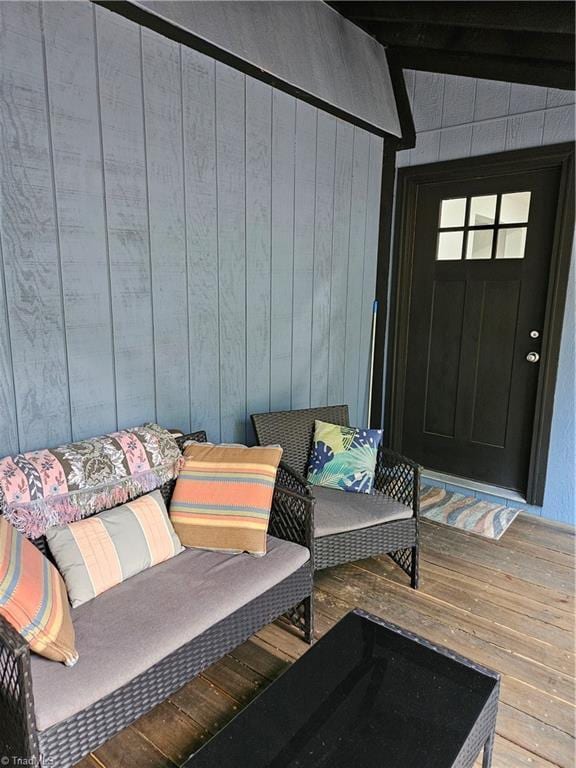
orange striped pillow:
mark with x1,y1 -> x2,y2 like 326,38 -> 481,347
0,517 -> 78,666
169,443 -> 282,556
46,490 -> 183,607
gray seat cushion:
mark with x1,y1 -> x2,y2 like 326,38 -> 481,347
31,536 -> 309,731
312,486 -> 412,538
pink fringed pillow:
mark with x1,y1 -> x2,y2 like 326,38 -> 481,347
0,424 -> 182,539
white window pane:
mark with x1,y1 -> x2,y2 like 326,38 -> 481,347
500,192 -> 531,223
466,229 -> 493,260
468,195 -> 497,226
496,227 -> 527,259
440,198 -> 466,228
436,231 -> 464,261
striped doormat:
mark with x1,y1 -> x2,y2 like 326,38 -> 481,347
420,485 -> 520,540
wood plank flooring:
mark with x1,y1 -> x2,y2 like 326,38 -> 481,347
76,514 -> 575,768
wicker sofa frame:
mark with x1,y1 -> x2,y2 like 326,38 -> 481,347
251,405 -> 421,583
0,431 -> 314,768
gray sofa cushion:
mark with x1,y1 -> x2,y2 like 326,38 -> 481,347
313,486 -> 412,538
31,535 -> 309,732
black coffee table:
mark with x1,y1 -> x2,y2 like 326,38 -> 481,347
185,609 -> 500,768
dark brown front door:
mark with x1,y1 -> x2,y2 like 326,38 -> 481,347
401,164 -> 561,492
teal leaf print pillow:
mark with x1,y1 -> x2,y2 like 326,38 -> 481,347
307,420 -> 383,494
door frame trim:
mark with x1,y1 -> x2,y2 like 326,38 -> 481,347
387,143 -> 574,505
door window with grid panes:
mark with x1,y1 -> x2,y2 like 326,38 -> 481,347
436,192 -> 531,261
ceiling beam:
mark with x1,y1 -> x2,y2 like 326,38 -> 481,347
329,2 -> 574,35
329,1 -> 575,90
354,22 -> 572,65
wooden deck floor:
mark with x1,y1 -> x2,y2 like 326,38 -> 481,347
77,514 -> 575,768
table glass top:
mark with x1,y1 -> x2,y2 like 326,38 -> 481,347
186,610 -> 498,768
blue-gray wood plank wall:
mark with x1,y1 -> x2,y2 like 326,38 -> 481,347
0,1 -> 383,454
397,71 -> 575,167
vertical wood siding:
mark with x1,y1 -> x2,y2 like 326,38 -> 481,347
398,70 -> 575,167
0,1 -> 72,452
0,1 -> 383,454
270,90 -> 296,414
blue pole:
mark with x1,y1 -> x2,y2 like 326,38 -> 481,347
367,300 -> 378,425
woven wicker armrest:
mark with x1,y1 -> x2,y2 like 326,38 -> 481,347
0,615 -> 39,764
374,446 -> 422,514
0,613 -> 28,658
269,463 -> 314,559
159,431 -> 208,508
276,461 -> 311,497
175,430 -> 208,450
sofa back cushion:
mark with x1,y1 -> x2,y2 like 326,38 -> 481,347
170,443 -> 282,556
0,423 -> 182,540
0,517 -> 78,665
46,490 -> 183,607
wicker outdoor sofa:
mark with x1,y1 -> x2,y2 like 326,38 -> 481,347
252,405 -> 421,584
0,431 -> 314,768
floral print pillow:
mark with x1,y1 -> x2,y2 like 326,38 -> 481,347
0,424 -> 181,539
307,420 -> 383,494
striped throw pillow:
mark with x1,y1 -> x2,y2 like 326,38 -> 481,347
46,490 -> 183,607
0,517 -> 78,666
169,443 -> 282,556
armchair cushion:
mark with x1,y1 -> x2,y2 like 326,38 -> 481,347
313,486 -> 412,538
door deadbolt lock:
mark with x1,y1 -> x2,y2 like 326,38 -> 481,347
526,352 -> 540,363
530,330 -> 540,339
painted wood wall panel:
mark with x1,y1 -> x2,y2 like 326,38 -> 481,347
139,0 -> 401,137
216,63 -> 247,443
505,111 -> 545,150
344,129 -> 370,426
246,78 -> 272,439
291,103 -> 318,411
400,71 -> 575,169
543,106 -> 576,145
270,91 -> 295,412
44,2 -> 116,441
473,80 -> 510,121
0,1 -> 72,452
0,1 -> 383,456
546,88 -> 575,108
441,75 -> 476,127
470,118 -> 508,156
182,48 -> 220,442
412,72 -> 445,132
96,7 -> 155,429
439,125 -> 472,161
310,113 -> 337,407
508,83 -> 547,114
327,121 -> 353,406
358,136 -> 383,422
0,239 -> 18,457
142,29 -> 189,431
410,131 -> 441,166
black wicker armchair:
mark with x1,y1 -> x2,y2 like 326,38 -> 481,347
251,405 -> 421,586
0,431 -> 313,768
